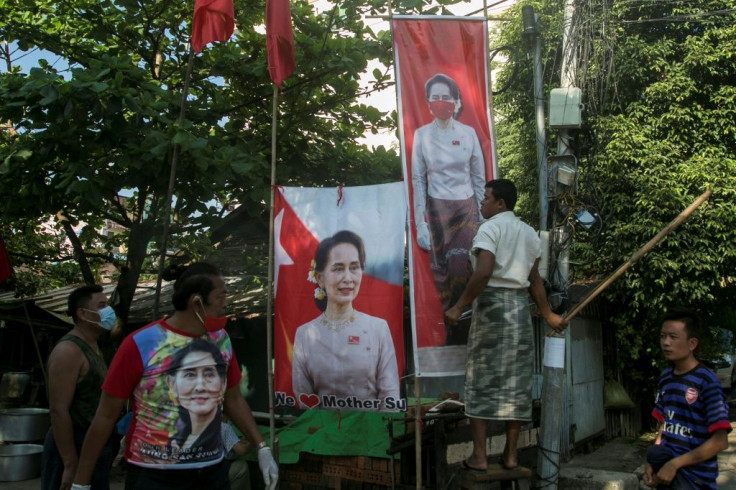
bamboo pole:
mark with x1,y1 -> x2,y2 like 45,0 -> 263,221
548,188 -> 712,333
266,84 -> 278,452
153,48 -> 196,318
414,375 -> 422,490
21,300 -> 48,387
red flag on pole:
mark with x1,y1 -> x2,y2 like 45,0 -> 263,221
191,0 -> 235,53
0,235 -> 12,284
266,0 -> 295,87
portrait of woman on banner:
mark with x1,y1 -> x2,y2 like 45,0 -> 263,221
412,73 -> 486,345
166,339 -> 227,458
292,230 -> 400,410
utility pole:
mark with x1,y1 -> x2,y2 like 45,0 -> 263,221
521,6 -> 563,488
522,5 -> 547,233
536,0 -> 577,488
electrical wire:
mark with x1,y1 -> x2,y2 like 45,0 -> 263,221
489,45 -> 519,95
618,8 -> 736,23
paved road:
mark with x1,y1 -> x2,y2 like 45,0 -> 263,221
6,419 -> 736,489
717,422 -> 736,489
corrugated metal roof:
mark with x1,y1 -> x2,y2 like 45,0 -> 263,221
0,277 -> 267,325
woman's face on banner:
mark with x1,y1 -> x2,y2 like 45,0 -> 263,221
171,351 -> 224,417
317,242 -> 363,308
427,82 -> 456,121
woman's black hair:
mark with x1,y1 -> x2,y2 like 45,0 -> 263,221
167,339 -> 227,450
425,73 -> 460,101
165,262 -> 221,311
312,230 -> 366,312
169,338 -> 227,374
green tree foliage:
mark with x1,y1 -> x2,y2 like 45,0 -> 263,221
0,0 -> 408,323
490,0 -> 736,399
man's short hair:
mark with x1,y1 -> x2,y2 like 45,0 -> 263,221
67,285 -> 104,323
485,179 -> 518,211
659,307 -> 702,340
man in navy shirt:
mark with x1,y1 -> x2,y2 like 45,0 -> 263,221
644,307 -> 731,489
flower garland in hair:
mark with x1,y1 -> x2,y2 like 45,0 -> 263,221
307,260 -> 325,300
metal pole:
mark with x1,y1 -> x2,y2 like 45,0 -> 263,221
537,0 -> 575,485
531,19 -> 547,232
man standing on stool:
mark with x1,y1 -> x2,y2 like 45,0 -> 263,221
445,179 -> 566,471
644,308 -> 730,489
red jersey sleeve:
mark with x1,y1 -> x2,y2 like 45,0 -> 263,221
102,334 -> 144,399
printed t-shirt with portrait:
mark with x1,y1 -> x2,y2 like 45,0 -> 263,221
102,319 -> 241,469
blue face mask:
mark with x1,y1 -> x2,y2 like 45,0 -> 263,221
85,306 -> 117,331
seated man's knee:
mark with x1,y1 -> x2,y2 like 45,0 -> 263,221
646,444 -> 675,470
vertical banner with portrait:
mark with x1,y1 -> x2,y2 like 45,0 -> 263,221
273,183 -> 407,412
393,16 -> 498,376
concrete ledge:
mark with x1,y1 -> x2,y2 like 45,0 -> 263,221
559,466 -> 639,489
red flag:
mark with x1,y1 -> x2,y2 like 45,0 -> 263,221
0,235 -> 12,284
266,0 -> 295,87
191,0 -> 235,53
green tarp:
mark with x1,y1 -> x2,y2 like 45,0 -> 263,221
257,410 -> 406,464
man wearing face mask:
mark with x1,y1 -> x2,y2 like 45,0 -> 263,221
73,262 -> 278,490
412,73 -> 486,345
42,285 -> 116,490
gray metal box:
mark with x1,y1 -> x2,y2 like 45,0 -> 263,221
549,87 -> 583,129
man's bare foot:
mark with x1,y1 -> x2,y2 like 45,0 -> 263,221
462,456 -> 487,472
501,449 -> 519,470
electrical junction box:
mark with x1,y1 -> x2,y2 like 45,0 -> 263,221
549,87 -> 583,129
556,164 -> 576,186
575,208 -> 596,230
547,154 -> 577,195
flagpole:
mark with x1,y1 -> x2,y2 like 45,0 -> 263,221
266,84 -> 279,452
154,47 -> 196,318
385,5 -> 424,488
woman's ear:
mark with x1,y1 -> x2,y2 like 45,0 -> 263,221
315,272 -> 324,289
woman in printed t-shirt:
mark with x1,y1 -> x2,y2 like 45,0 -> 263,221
72,262 -> 278,490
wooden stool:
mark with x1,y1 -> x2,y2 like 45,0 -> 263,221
458,463 -> 532,490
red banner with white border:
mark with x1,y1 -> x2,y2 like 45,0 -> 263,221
394,16 -> 497,375
273,184 -> 406,412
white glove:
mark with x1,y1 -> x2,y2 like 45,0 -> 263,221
416,222 -> 431,251
258,446 -> 279,490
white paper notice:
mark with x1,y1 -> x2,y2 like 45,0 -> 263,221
543,337 -> 565,368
